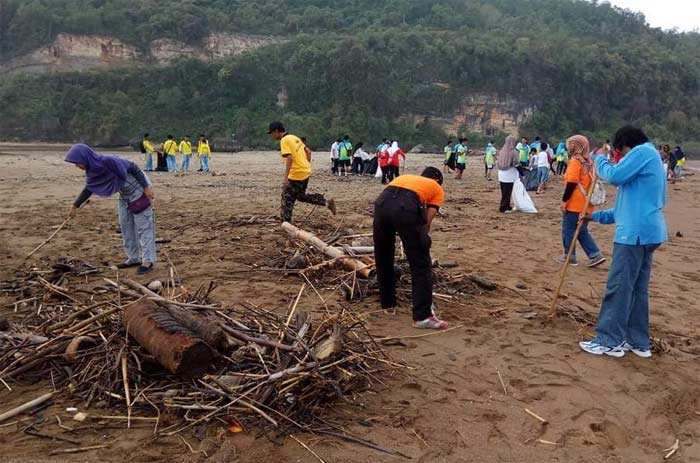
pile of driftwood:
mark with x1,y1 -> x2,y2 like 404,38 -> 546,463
0,257 -> 397,438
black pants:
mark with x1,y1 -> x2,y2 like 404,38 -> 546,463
331,159 -> 339,174
281,178 -> 326,222
556,161 -> 567,175
381,165 -> 390,184
351,157 -> 363,175
499,181 -> 514,212
373,187 -> 433,321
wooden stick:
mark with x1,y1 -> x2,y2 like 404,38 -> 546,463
524,408 -> 548,424
548,169 -> 599,318
497,370 -> 508,395
0,392 -> 54,423
370,324 -> 464,342
121,355 -> 131,428
49,445 -> 109,455
290,435 -> 327,463
25,217 -> 72,259
281,222 -> 372,278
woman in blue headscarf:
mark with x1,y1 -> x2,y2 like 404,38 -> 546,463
65,144 -> 157,275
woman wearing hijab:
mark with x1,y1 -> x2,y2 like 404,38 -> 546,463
65,144 -> 157,275
387,141 -> 405,182
496,136 -> 520,213
558,135 -> 605,268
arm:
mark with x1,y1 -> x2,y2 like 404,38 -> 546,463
304,146 -> 312,161
283,155 -> 292,185
425,207 -> 438,233
592,208 -> 615,224
73,187 -> 92,208
595,153 -> 645,186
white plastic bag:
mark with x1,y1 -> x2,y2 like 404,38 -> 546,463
375,165 -> 383,178
512,178 -> 538,213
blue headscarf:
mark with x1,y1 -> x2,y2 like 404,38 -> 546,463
64,144 -> 132,196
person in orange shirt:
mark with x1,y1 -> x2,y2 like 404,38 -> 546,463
557,135 -> 606,267
373,167 -> 448,330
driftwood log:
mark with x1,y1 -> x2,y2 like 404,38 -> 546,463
281,222 -> 372,278
122,300 -> 217,376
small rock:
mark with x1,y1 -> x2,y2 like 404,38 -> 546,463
676,231 -> 683,238
515,282 -> 527,290
73,412 -> 87,422
147,280 -> 163,293
0,315 -> 9,331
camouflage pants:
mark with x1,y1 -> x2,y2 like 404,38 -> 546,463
281,178 -> 327,223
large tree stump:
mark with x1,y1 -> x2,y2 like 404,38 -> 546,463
122,300 -> 216,376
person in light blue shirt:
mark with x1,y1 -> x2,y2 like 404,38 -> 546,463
579,126 -> 667,359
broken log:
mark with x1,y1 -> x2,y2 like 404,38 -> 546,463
122,300 -> 215,376
281,222 -> 372,278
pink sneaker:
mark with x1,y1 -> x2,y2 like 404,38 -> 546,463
414,316 -> 448,330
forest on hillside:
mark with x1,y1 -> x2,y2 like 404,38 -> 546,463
0,0 -> 698,150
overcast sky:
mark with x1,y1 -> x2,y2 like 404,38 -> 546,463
602,0 -> 700,32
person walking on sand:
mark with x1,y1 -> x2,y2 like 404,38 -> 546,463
496,136 -> 520,213
373,167 -> 448,330
387,141 -> 405,181
557,135 -> 606,268
579,126 -> 667,358
484,141 -> 496,180
179,135 -> 193,172
197,134 -> 211,172
267,121 -> 336,222
141,133 -> 155,172
65,144 -> 156,275
536,142 -> 550,194
454,138 -> 469,180
444,140 -> 455,173
163,134 -> 178,173
338,135 -> 353,177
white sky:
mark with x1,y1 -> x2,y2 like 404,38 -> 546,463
601,0 -> 700,32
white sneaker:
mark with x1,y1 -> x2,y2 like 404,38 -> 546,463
621,342 -> 652,358
579,340 -> 625,358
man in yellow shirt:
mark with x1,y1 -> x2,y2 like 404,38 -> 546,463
179,135 -> 192,172
142,133 -> 155,172
267,121 -> 336,222
197,134 -> 211,172
163,134 -> 178,173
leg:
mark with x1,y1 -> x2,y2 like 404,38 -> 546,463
499,182 -> 513,212
280,182 -> 298,223
561,211 -> 579,260
133,207 -> 157,265
295,179 -> 327,206
397,224 -> 433,321
144,153 -> 153,171
576,219 -> 602,258
625,245 -> 659,350
118,201 -> 141,264
594,244 -> 644,347
203,156 -> 210,172
373,203 -> 397,309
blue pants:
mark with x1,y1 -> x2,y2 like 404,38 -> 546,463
181,154 -> 191,171
199,155 -> 210,172
538,166 -> 549,183
562,211 -> 601,260
144,153 -> 153,171
118,200 -> 157,265
593,243 -> 659,349
166,154 -> 176,172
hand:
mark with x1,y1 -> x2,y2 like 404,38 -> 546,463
144,186 -> 154,200
560,202 -> 567,213
67,205 -> 77,219
579,212 -> 593,223
282,178 -> 289,187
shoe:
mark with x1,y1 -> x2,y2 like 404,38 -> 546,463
587,255 -> 606,268
414,316 -> 448,330
579,340 -> 625,357
621,342 -> 652,358
383,306 -> 397,315
555,255 -> 579,266
504,209 -> 514,214
327,198 -> 337,215
136,264 -> 154,275
116,261 -> 140,269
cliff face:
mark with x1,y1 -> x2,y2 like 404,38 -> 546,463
0,33 -> 277,75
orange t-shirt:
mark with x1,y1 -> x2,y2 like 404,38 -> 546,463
564,158 -> 595,213
388,175 -> 444,209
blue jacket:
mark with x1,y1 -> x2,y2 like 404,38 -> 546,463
592,142 -> 667,245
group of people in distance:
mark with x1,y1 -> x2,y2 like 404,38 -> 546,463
140,133 -> 212,173
329,136 -> 406,184
59,121 -> 673,355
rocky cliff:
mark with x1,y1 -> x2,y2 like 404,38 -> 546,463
0,33 -> 277,75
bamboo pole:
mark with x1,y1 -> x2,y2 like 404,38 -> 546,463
548,169 -> 599,318
0,392 -> 54,423
281,222 -> 372,278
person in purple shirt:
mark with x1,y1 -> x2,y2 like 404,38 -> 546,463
579,126 -> 667,358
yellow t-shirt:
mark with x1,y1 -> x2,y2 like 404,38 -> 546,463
143,139 -> 155,153
163,139 -> 178,155
280,134 -> 311,181
197,140 -> 211,156
179,140 -> 192,155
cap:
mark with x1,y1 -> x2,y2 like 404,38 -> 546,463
267,121 -> 285,134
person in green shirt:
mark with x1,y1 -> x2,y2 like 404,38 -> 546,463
516,137 -> 531,168
338,135 -> 353,177
455,138 -> 469,180
484,142 -> 497,181
443,140 -> 454,173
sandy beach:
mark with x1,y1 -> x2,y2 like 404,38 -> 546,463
1,144 -> 699,462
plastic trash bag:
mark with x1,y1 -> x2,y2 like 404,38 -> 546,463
512,178 -> 538,213
375,165 -> 383,178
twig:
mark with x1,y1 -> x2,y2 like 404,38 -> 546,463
524,408 -> 548,424
372,324 -> 464,342
49,444 -> 108,455
121,355 -> 131,428
290,435 -> 327,463
664,438 -> 679,459
497,369 -> 508,395
25,217 -> 72,259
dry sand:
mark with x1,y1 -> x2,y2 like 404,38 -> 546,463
1,144 -> 699,462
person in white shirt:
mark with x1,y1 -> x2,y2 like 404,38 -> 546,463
330,139 -> 340,175
536,142 -> 551,194
351,142 -> 365,175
